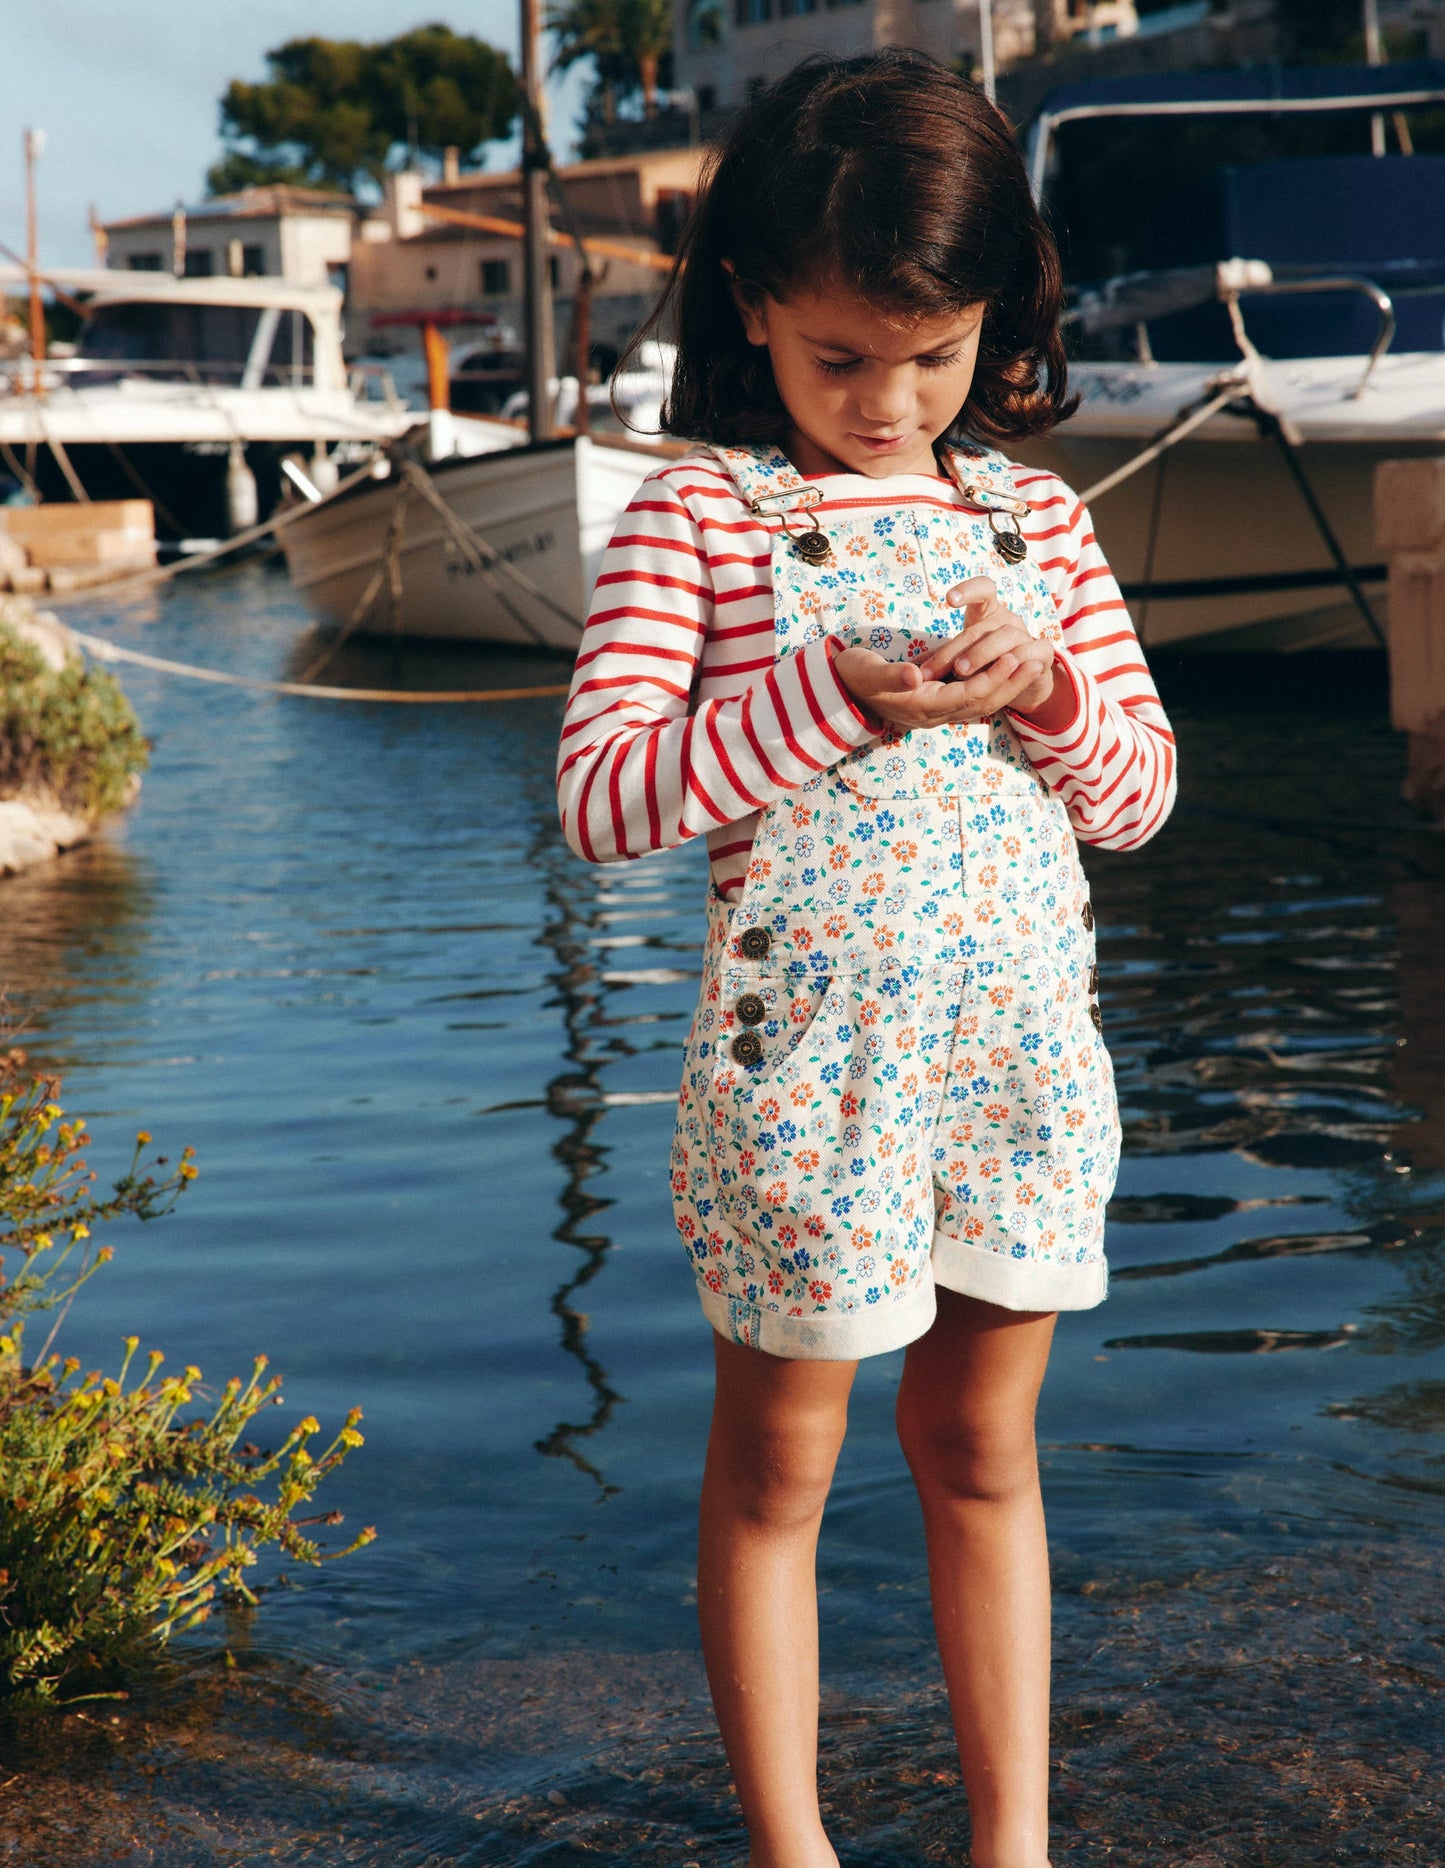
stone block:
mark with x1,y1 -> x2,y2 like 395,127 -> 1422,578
0,499 -> 156,572
0,795 -> 93,877
1387,555 -> 1445,735
1375,457 -> 1445,553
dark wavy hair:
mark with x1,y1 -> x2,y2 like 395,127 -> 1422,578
621,50 -> 1075,447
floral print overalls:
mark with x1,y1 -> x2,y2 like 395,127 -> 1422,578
671,442 -> 1120,1361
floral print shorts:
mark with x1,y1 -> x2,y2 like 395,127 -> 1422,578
671,754 -> 1119,1362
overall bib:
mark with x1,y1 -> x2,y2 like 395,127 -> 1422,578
671,443 -> 1120,1361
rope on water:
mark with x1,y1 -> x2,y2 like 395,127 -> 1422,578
68,627 -> 570,704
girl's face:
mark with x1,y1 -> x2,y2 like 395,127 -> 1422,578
732,277 -> 985,480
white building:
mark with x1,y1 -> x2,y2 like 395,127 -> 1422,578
348,151 -> 708,369
677,1 -> 1089,114
101,187 -> 358,290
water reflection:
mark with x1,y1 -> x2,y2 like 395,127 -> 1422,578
1388,875 -> 1445,1173
0,838 -> 153,1059
534,818 -> 623,1496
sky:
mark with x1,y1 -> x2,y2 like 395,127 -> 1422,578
0,1 -> 590,271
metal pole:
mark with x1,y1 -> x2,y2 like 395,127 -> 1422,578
520,0 -> 555,442
1363,0 -> 1386,155
979,0 -> 997,103
23,129 -> 45,375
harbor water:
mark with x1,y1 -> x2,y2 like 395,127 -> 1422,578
1,564 -> 1442,1865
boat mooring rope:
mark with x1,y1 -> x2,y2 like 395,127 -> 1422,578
67,628 -> 570,704
46,451 -> 581,702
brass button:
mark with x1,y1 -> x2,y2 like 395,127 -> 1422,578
739,926 -> 771,961
1081,901 -> 1095,932
731,1031 -> 764,1066
735,992 -> 766,1026
1089,1003 -> 1103,1033
1088,962 -> 1099,994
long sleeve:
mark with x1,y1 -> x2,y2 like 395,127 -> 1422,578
1010,468 -> 1177,851
557,460 -> 877,866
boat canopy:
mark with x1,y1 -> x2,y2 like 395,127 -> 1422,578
1027,58 -> 1445,197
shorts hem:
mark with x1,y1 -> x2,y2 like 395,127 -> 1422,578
698,1277 -> 937,1362
931,1229 -> 1107,1312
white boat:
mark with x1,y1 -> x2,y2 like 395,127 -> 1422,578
276,0 -> 675,654
1015,61 -> 1445,651
0,267 -> 419,540
279,432 -> 668,650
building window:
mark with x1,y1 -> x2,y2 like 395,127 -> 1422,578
780,0 -> 817,13
243,244 -> 266,275
481,257 -> 510,295
549,254 -> 561,290
182,248 -> 214,276
128,252 -> 163,271
425,264 -> 438,281
697,83 -> 716,112
735,0 -> 772,24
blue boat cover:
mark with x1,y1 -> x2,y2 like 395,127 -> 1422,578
1223,154 -> 1445,268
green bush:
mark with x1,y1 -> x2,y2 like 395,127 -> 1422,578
0,1044 -> 372,1704
0,605 -> 150,819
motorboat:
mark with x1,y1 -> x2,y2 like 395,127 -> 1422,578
0,267 -> 422,541
278,431 -> 672,650
1015,61 -> 1445,650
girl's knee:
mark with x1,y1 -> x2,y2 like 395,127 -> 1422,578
707,1404 -> 849,1530
895,1396 -> 1038,1505
723,1440 -> 839,1530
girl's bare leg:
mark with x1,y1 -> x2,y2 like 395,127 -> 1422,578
697,1332 -> 858,1868
895,1289 -> 1058,1868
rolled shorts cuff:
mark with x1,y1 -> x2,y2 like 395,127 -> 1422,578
698,1274 -> 937,1362
931,1227 -> 1108,1312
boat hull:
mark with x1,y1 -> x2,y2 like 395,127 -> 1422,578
279,436 -> 656,650
1020,355 -> 1445,650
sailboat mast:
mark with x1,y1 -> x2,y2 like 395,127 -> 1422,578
520,0 -> 556,442
24,129 -> 46,377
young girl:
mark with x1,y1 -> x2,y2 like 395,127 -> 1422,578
558,51 -> 1175,1868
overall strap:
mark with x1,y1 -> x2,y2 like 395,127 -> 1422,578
939,442 -> 1030,518
707,443 -> 824,518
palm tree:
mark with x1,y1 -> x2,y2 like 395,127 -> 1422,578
547,0 -> 672,119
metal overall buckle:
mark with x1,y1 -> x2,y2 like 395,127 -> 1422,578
989,510 -> 1028,564
789,513 -> 834,566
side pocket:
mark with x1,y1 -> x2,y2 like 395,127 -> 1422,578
712,972 -> 832,1080
706,974 -> 835,1217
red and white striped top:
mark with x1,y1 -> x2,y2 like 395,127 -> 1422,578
557,450 -> 1176,895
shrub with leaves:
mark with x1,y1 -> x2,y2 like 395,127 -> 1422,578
0,1045 -> 372,1703
0,603 -> 150,819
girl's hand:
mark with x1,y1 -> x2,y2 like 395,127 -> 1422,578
832,578 -> 1061,729
922,577 -> 1057,717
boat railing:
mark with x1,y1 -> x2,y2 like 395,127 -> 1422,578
1226,271 -> 1396,398
0,356 -> 323,395
1065,259 -> 1398,397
